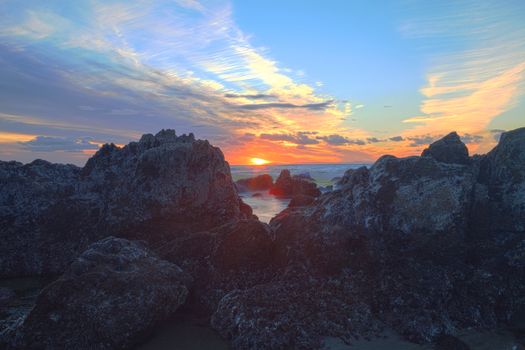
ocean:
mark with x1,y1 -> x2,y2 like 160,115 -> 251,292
230,163 -> 369,223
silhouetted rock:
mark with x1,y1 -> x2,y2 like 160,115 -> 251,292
158,219 -> 279,318
269,169 -> 321,197
421,131 -> 470,165
235,174 -> 273,191
266,128 -> 525,345
0,129 -> 249,277
6,237 -> 191,350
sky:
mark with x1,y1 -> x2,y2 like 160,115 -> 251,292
0,0 -> 524,165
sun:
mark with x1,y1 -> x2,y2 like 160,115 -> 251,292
250,157 -> 270,166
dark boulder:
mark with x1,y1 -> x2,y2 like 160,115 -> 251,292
6,237 -> 191,350
471,127 -> 525,235
265,127 -> 525,345
269,169 -> 321,197
0,129 -> 249,277
421,131 -> 470,165
235,174 -> 273,191
158,219 -> 279,319
211,278 -> 378,350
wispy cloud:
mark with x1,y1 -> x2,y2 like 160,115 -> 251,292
0,0 -> 362,164
238,100 -> 333,111
400,0 -> 525,151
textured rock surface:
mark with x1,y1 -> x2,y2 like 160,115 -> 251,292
5,237 -> 191,350
313,154 -> 475,236
269,169 -> 321,197
0,129 -> 248,277
158,218 -> 279,319
212,278 -> 378,350
211,128 -> 525,348
235,174 -> 273,191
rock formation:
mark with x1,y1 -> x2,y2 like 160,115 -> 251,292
269,169 -> 321,197
1,127 -> 525,350
235,174 -> 273,191
3,237 -> 191,350
158,218 -> 279,318
0,130 -> 250,277
213,127 -> 525,348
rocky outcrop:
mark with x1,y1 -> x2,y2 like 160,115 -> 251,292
471,127 -> 525,235
235,174 -> 273,191
269,169 -> 321,197
0,129 -> 249,277
158,218 -> 279,318
5,237 -> 191,350
421,131 -> 470,165
211,128 -> 525,348
2,127 -> 525,350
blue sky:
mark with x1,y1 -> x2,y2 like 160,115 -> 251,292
0,0 -> 524,165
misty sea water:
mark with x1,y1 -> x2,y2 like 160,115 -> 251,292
231,163 -> 368,222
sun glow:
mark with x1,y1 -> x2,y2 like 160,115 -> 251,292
250,157 -> 270,166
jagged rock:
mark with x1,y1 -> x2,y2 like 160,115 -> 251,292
472,127 -> 525,235
235,174 -> 273,191
269,169 -> 321,197
311,153 -> 475,236
267,128 -> 525,345
421,132 -> 470,165
0,129 -> 249,277
158,219 -> 279,318
6,237 -> 191,350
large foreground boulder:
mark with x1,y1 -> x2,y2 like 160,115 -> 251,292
5,237 -> 191,350
0,129 -> 249,277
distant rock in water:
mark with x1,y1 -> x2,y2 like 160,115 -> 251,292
4,237 -> 191,350
0,129 -> 250,277
269,169 -> 321,197
235,174 -> 273,191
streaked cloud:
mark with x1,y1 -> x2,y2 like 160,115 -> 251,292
19,136 -> 100,153
238,100 -> 333,111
